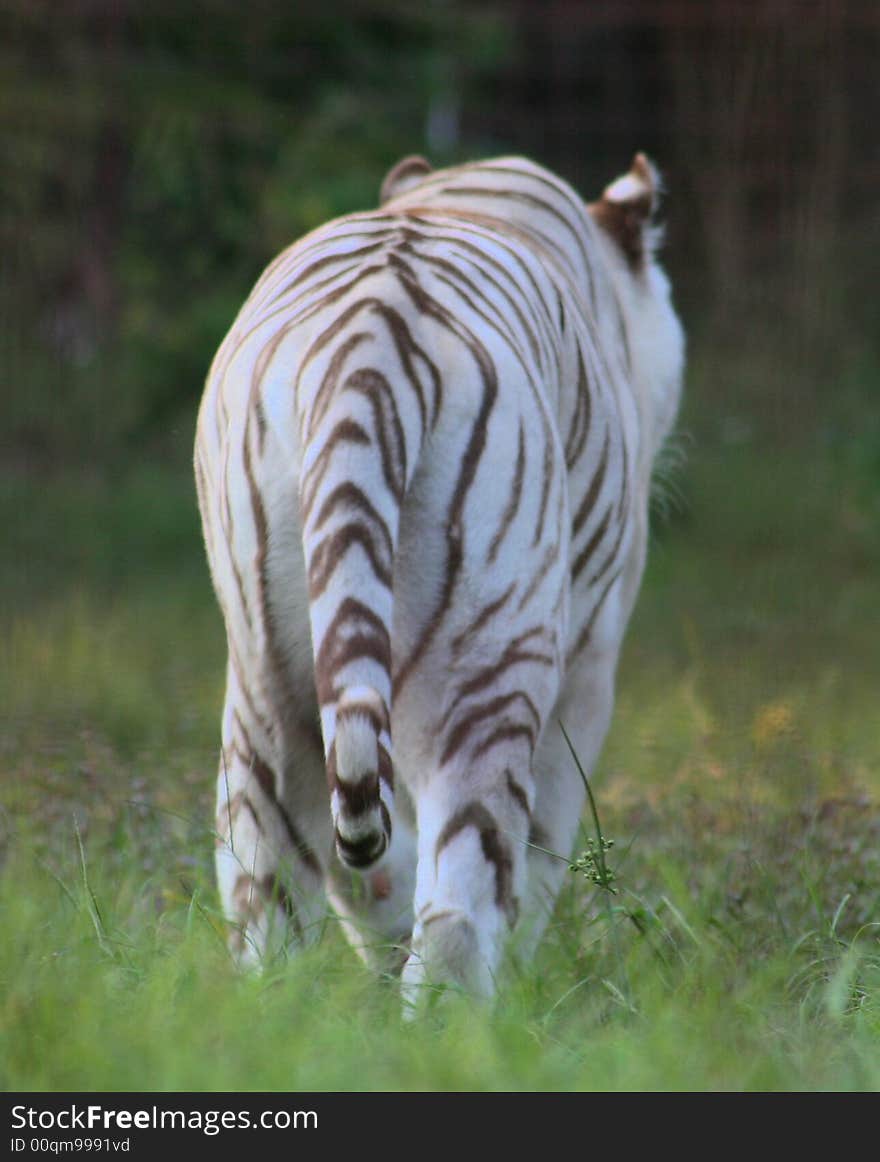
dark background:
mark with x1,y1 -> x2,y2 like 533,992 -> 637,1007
2,0 -> 878,470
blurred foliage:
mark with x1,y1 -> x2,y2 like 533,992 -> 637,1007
0,0 -> 510,462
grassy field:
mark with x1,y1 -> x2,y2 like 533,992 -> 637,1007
1,381 -> 879,1091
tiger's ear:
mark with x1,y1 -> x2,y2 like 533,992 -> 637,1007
589,153 -> 660,270
380,155 -> 432,205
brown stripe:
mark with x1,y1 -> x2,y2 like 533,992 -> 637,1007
586,505 -> 628,590
291,263 -> 393,332
477,164 -> 598,288
299,418 -> 371,523
216,789 -> 259,840
487,421 -> 525,564
533,432 -> 556,548
616,435 -> 630,521
232,873 -> 261,919
408,239 -> 542,365
336,701 -> 390,736
242,414 -> 289,711
450,581 -> 516,656
572,503 -> 613,581
517,539 -> 560,613
421,908 -> 465,929
223,536 -> 256,637
435,801 -> 515,923
275,258 -> 372,314
391,258 -> 499,699
307,330 -> 373,438
307,523 -> 392,599
556,287 -> 566,332
343,369 -> 407,501
328,717 -> 393,793
216,789 -> 241,837
231,871 -> 304,944
228,646 -> 274,744
313,597 -> 391,705
327,728 -> 393,797
564,347 -> 592,470
505,769 -> 531,817
249,325 -> 301,448
284,240 -> 387,295
261,873 -> 303,941
214,454 -> 256,636
232,731 -> 322,877
242,257 -> 388,375
277,805 -> 322,877
381,299 -> 442,430
193,452 -> 217,569
378,744 -> 394,789
400,211 -> 558,346
569,565 -> 624,661
325,738 -> 338,789
470,722 -> 536,760
528,820 -> 551,850
572,430 -> 610,538
430,265 -> 536,371
451,626 -> 555,712
333,771 -> 381,818
241,794 -> 261,832
254,397 -> 267,452
249,751 -> 276,801
300,295 -> 434,434
441,690 -> 541,766
230,707 -> 320,771
441,184 -> 590,272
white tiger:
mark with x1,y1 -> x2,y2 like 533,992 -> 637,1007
194,152 -> 684,1005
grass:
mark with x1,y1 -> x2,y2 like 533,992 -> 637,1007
1,386 -> 879,1091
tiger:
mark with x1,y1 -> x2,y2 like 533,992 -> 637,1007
194,151 -> 685,1006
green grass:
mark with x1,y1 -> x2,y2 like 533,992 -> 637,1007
1,398 -> 879,1091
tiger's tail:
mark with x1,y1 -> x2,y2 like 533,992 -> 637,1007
297,314 -> 427,869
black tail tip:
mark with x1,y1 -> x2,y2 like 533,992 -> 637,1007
335,827 -> 389,870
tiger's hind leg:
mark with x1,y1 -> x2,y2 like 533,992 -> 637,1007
214,670 -> 330,968
516,646 -> 618,960
400,752 -> 534,1007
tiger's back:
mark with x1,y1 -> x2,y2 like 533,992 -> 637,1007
195,153 -> 684,1002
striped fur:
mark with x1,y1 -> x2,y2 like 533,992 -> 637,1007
195,153 -> 684,999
